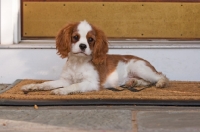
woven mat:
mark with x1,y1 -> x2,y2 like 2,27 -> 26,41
1,79 -> 200,106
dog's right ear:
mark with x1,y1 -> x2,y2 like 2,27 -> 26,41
56,23 -> 77,58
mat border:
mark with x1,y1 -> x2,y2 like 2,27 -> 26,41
1,79 -> 200,106
0,79 -> 21,94
1,99 -> 200,106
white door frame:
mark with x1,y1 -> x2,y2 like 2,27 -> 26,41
0,0 -> 21,45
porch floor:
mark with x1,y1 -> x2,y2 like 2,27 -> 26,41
0,84 -> 200,132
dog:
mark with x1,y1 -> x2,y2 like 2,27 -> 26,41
21,20 -> 169,95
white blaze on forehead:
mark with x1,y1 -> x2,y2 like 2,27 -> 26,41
77,20 -> 92,37
72,20 -> 93,55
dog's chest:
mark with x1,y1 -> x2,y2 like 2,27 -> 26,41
62,61 -> 97,83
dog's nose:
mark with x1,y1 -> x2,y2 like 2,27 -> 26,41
79,44 -> 87,51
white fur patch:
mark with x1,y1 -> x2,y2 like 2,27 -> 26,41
103,61 -> 128,88
59,53 -> 99,93
77,20 -> 92,34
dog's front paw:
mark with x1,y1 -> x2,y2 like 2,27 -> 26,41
21,84 -> 37,93
50,89 -> 69,95
50,88 -> 79,95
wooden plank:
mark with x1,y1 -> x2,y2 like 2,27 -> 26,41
23,2 -> 200,38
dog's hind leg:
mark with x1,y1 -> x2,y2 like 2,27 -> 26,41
128,60 -> 169,88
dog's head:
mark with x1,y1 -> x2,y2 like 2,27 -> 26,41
56,20 -> 108,64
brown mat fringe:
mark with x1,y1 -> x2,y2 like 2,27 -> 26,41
0,79 -> 200,101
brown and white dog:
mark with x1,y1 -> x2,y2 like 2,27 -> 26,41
21,20 -> 169,95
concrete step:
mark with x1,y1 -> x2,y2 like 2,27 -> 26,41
0,40 -> 200,83
0,106 -> 200,132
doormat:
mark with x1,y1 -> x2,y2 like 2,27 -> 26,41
0,79 -> 200,106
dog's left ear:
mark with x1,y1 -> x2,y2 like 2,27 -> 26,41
92,26 -> 108,65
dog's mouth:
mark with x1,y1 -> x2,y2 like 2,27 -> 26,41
73,52 -> 88,56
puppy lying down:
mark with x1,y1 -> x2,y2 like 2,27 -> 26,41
21,20 -> 169,95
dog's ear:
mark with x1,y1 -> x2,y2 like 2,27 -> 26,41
92,26 -> 108,65
56,23 -> 77,58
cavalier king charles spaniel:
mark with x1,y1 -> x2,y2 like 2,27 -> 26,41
21,20 -> 169,95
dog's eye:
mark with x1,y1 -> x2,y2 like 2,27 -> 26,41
88,37 -> 94,43
73,35 -> 79,41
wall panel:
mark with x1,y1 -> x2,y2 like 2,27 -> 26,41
23,2 -> 200,38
